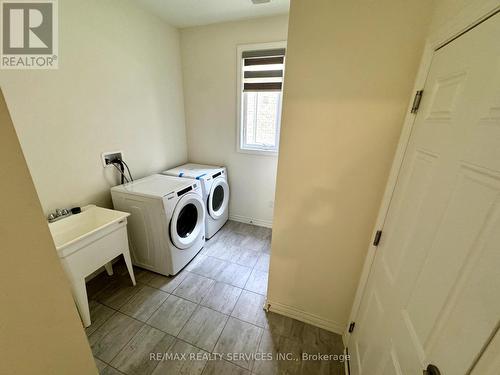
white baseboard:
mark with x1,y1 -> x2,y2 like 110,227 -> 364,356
229,213 -> 272,228
266,299 -> 345,335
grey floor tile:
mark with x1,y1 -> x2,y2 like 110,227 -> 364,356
253,226 -> 272,241
300,324 -> 344,355
261,244 -> 271,255
222,231 -> 247,247
89,312 -> 143,363
244,269 -> 268,295
186,254 -> 208,271
299,357 -> 342,375
146,270 -> 189,293
240,236 -> 268,252
266,312 -> 305,341
318,327 -> 345,354
202,360 -> 250,375
206,241 -> 237,261
87,272 -> 113,299
147,294 -> 197,335
178,306 -> 228,352
86,300 -> 115,336
212,223 -> 237,240
100,366 -> 125,375
200,282 -> 242,314
254,254 -> 270,272
119,285 -> 169,322
268,318 -> 345,359
236,223 -> 271,242
205,231 -> 225,245
111,325 -> 175,375
232,248 -> 260,268
94,357 -> 107,372
223,220 -> 240,231
231,290 -> 268,328
331,361 -> 347,375
231,222 -> 255,237
151,339 -> 208,375
216,263 -> 252,288
214,317 -> 263,370
112,259 -> 130,276
96,277 -> 142,310
133,267 -> 156,284
86,222 -> 276,375
173,273 -> 216,303
298,326 -> 345,375
190,256 -> 228,279
253,330 -> 301,375
198,245 -> 211,256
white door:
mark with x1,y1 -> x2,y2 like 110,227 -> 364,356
470,325 -> 500,375
350,13 -> 500,375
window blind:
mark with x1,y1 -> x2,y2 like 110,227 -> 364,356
242,48 -> 285,92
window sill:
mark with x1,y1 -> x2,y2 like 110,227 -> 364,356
237,147 -> 279,157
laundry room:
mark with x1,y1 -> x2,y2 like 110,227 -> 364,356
3,0 -> 500,374
1,0 -> 290,373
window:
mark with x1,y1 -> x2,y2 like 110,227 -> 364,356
237,42 -> 286,155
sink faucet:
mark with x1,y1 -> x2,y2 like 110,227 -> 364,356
48,208 -> 72,223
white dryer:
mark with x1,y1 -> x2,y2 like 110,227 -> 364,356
163,163 -> 229,239
110,174 -> 205,276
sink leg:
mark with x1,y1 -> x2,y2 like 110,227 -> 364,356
71,278 -> 91,328
104,262 -> 114,276
123,251 -> 136,286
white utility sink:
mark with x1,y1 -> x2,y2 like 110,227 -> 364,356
49,205 -> 136,327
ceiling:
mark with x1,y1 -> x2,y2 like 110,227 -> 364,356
135,0 -> 290,28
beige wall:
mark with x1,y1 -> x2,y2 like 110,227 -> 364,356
180,16 -> 289,226
0,90 -> 97,374
269,0 -> 434,331
0,0 -> 187,214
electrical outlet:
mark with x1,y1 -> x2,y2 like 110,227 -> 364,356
101,151 -> 123,167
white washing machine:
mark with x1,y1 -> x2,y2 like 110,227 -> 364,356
110,174 -> 205,276
162,163 -> 229,239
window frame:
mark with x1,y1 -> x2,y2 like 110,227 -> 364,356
236,41 -> 287,156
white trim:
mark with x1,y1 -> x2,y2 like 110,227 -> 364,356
343,2 -> 500,348
236,147 -> 279,157
236,41 -> 286,157
266,299 -> 345,335
229,213 -> 272,228
344,347 -> 350,375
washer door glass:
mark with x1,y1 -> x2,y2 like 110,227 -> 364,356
208,177 -> 229,220
170,192 -> 205,249
212,185 -> 224,211
176,203 -> 198,238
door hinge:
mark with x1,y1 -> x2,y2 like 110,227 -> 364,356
411,90 -> 424,113
348,322 -> 356,333
373,230 -> 382,246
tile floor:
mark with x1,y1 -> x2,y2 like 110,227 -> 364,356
85,221 -> 345,375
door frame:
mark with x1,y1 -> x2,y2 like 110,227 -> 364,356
343,0 -> 500,349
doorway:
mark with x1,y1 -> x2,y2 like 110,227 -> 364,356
348,11 -> 500,375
